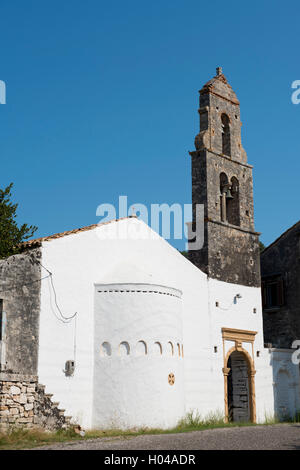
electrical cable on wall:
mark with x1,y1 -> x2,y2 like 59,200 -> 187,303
38,261 -> 77,324
0,258 -> 77,323
218,301 -> 234,311
38,261 -> 78,372
217,294 -> 242,311
0,257 -> 78,369
0,274 -> 51,295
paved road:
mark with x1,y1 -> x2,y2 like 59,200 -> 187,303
34,424 -> 300,450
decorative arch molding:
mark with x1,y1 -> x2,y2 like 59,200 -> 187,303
219,110 -> 232,124
99,340 -> 184,358
153,341 -> 163,356
276,364 -> 292,378
100,342 -> 112,357
167,341 -> 174,357
222,327 -> 257,423
119,341 -> 130,356
136,340 -> 148,356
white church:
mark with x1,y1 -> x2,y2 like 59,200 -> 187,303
0,68 -> 299,431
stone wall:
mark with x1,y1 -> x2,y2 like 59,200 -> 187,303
261,221 -> 300,348
189,217 -> 261,287
0,373 -> 72,431
0,249 -> 72,431
0,248 -> 42,374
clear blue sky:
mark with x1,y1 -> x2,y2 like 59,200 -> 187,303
0,0 -> 299,250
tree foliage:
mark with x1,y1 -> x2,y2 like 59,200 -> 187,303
0,183 -> 37,259
259,241 -> 266,253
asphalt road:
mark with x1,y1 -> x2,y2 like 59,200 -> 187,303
34,424 -> 300,450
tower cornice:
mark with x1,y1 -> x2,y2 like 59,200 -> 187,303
189,149 -> 253,170
199,88 -> 240,106
204,217 -> 261,237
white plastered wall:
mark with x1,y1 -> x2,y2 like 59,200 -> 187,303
93,283 -> 184,429
181,276 -> 274,422
37,218 -> 208,428
37,217 -> 275,428
271,349 -> 300,420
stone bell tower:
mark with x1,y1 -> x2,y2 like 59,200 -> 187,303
189,67 -> 261,287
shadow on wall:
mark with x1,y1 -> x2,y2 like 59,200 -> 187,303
271,351 -> 300,421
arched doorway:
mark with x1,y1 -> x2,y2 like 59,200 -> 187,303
224,347 -> 256,423
227,351 -> 251,422
222,328 -> 257,423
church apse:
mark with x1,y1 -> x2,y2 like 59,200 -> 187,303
93,280 -> 185,430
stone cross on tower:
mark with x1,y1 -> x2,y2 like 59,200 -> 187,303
189,68 -> 261,287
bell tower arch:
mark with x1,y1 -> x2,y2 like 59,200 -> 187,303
189,67 -> 261,287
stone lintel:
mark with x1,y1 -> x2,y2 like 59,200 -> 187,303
0,372 -> 38,382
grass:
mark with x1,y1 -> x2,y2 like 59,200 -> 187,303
1,410 -> 299,450
263,410 -> 300,425
0,427 -> 80,450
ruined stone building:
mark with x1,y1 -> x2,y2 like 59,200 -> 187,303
0,69 -> 299,431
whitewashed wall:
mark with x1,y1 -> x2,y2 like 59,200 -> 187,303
93,283 -> 184,429
271,349 -> 300,420
179,276 -> 274,422
37,217 -> 275,428
207,278 -> 274,422
37,218 -> 207,428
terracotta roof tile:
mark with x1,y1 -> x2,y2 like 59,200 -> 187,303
22,216 -> 137,248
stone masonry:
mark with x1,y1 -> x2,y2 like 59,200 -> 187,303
0,373 -> 72,431
261,220 -> 300,348
189,68 -> 261,287
0,249 -> 74,431
0,248 -> 41,374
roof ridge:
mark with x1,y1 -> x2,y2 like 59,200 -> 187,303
201,72 -> 231,90
22,216 -> 137,247
261,219 -> 300,254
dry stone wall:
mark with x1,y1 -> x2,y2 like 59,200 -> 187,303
0,373 -> 72,431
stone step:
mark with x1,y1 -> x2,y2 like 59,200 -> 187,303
1,379 -> 74,431
44,393 -> 53,399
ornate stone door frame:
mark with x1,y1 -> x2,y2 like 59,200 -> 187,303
222,327 -> 257,423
